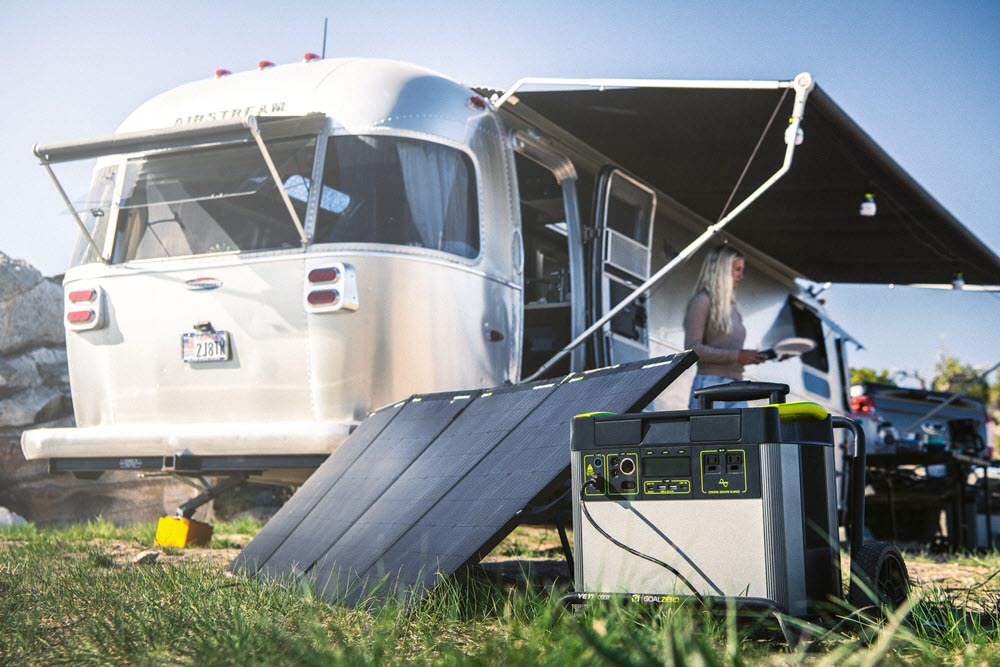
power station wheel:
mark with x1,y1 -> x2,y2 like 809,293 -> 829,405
849,541 -> 910,614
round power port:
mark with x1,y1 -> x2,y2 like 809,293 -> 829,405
619,457 -> 636,476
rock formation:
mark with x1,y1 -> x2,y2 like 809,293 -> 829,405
0,251 -> 209,527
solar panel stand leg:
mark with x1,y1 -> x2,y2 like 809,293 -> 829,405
556,518 -> 574,580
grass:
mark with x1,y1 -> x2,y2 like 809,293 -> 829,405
2,520 -> 1000,665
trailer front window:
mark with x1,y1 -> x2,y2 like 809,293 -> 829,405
70,164 -> 118,266
312,136 -> 479,259
111,137 -> 316,262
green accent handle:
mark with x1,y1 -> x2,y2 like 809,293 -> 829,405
574,411 -> 616,419
767,401 -> 829,420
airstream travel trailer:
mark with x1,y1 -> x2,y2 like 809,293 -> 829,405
23,57 -> 1000,499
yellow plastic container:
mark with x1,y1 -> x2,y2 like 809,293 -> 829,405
154,516 -> 214,547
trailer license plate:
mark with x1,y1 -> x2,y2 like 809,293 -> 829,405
181,331 -> 230,363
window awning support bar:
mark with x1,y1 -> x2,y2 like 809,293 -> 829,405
246,116 -> 309,245
523,73 -> 816,382
41,162 -> 107,265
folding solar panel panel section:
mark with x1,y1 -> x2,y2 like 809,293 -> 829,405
233,391 -> 475,578
307,380 -> 558,603
231,352 -> 696,607
232,400 -> 406,575
352,354 -> 695,604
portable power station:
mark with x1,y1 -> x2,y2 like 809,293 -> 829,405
569,381 -> 908,618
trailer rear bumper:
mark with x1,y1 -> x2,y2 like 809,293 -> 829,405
21,420 -> 355,462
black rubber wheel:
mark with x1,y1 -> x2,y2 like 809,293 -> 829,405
849,541 -> 910,614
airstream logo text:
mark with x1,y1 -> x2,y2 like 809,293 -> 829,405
174,102 -> 286,125
185,277 -> 222,291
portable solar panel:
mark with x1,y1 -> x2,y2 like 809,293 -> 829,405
232,353 -> 695,606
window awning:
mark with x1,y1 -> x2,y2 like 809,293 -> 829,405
512,86 -> 1000,286
33,113 -> 327,164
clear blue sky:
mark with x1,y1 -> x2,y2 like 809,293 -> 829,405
2,1 -> 998,384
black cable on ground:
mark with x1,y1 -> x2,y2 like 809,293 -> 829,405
580,476 -> 704,604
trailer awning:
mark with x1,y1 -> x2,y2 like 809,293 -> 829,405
512,86 -> 1000,286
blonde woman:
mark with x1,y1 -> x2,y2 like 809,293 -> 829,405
684,245 -> 766,409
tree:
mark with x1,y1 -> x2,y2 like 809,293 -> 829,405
851,367 -> 896,386
932,354 -> 991,405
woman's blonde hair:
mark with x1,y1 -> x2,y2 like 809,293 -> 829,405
692,245 -> 744,336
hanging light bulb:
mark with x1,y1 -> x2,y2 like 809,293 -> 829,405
951,272 -> 965,290
859,192 -> 876,217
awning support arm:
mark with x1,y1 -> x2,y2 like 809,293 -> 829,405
495,76 -> 793,109
41,162 -> 107,264
523,73 -> 816,382
246,116 -> 309,245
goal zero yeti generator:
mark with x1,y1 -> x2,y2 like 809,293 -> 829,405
569,381 -> 908,618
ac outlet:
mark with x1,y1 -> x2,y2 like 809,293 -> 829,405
726,452 -> 744,474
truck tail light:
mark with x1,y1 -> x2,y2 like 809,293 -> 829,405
65,285 -> 106,331
304,262 -> 358,313
851,395 -> 875,417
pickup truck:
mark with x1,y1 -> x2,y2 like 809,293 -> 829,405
850,382 -> 992,546
851,382 -> 989,458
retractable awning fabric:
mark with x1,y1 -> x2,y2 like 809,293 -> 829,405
514,86 -> 1000,286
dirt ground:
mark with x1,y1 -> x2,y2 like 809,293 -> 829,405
7,526 -> 1000,599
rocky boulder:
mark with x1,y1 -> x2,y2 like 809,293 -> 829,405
0,251 -> 211,527
0,253 -> 64,356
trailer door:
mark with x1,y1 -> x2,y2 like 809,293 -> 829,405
593,168 -> 656,366
513,133 -> 585,379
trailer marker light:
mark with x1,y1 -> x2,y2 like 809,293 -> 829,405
67,310 -> 95,324
308,267 -> 341,284
258,60 -> 275,70
68,289 -> 96,303
308,290 -> 340,305
303,52 -> 321,62
215,69 -> 232,78
468,95 -> 487,110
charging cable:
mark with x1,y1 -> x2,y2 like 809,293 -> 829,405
581,476 -> 705,603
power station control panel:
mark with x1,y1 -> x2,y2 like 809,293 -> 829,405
580,444 -> 762,501
573,411 -> 771,502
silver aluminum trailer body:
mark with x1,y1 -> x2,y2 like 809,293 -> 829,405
24,59 -> 521,482
24,58 -> 858,484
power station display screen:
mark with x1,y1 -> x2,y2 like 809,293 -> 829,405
641,456 -> 691,478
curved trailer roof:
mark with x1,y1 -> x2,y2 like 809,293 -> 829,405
512,85 -> 1000,286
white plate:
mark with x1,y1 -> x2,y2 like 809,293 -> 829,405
181,330 -> 230,363
772,336 -> 817,357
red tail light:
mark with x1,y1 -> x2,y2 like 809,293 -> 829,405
308,267 -> 341,284
67,310 -> 95,324
307,290 -> 340,306
304,262 -> 358,313
258,60 -> 275,70
215,68 -> 232,78
851,395 -> 876,416
303,52 -> 321,62
65,284 -> 106,330
68,289 -> 96,303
